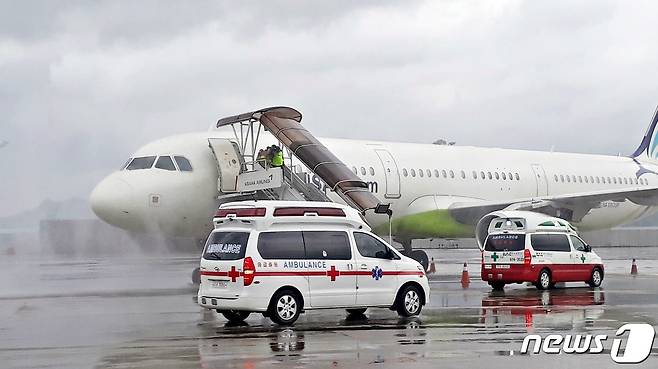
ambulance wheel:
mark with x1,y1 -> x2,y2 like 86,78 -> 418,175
588,268 -> 603,288
192,267 -> 201,285
536,269 -> 552,290
489,282 -> 505,291
221,310 -> 250,322
346,308 -> 367,316
269,289 -> 302,326
396,285 -> 423,317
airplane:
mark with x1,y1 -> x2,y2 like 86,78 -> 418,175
90,106 -> 658,262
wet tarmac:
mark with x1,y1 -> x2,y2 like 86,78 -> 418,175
1,249 -> 657,369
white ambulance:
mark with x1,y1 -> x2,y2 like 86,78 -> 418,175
197,200 -> 429,325
477,211 -> 604,291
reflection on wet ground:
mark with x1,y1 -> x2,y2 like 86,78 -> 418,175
1,250 -> 656,369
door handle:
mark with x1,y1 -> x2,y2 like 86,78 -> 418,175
360,264 -> 368,270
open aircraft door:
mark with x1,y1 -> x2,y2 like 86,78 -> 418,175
208,138 -> 242,193
374,149 -> 401,199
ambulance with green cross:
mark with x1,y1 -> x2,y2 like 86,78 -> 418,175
478,211 -> 604,291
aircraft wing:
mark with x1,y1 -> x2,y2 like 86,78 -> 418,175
448,186 -> 658,225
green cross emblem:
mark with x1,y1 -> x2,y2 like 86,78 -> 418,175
492,252 -> 499,262
580,254 -> 586,263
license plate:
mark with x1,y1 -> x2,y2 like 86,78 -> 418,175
495,264 -> 510,269
211,280 -> 228,288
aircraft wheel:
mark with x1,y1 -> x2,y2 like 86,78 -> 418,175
192,267 -> 201,285
221,310 -> 251,323
489,282 -> 505,291
410,250 -> 429,271
346,308 -> 367,316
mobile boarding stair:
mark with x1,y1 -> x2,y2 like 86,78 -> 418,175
209,106 -> 391,218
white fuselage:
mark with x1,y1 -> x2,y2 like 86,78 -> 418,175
90,130 -> 658,242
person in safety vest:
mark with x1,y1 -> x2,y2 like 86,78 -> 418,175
271,145 -> 284,167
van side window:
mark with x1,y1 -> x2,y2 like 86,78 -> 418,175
203,232 -> 249,260
303,231 -> 351,260
531,234 -> 571,252
354,232 -> 398,259
570,236 -> 587,251
258,231 -> 305,259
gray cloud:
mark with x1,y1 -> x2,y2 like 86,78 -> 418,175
1,0 -> 658,216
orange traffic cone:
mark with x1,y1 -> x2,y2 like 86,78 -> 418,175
428,257 -> 436,274
631,258 -> 638,275
461,262 -> 470,289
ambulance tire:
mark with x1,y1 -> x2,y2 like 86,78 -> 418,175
221,310 -> 250,323
536,269 -> 552,290
588,268 -> 603,288
396,285 -> 423,317
489,282 -> 505,291
269,289 -> 303,326
346,308 -> 367,316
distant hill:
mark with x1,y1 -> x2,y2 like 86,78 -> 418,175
0,198 -> 94,231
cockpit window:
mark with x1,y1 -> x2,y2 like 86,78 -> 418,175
126,156 -> 156,170
174,156 -> 193,172
121,158 -> 132,170
155,156 -> 176,171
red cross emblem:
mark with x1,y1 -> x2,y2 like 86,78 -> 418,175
228,266 -> 240,282
326,265 -> 340,281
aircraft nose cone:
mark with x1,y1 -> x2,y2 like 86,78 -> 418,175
90,175 -> 135,228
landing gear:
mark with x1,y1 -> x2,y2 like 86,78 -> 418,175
489,281 -> 505,291
192,236 -> 207,285
411,250 -> 429,272
346,308 -> 367,316
400,239 -> 429,271
220,310 -> 251,323
192,267 -> 201,285
401,239 -> 413,255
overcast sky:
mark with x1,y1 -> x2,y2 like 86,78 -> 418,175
2,0 -> 658,216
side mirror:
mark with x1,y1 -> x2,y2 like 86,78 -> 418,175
584,245 -> 592,252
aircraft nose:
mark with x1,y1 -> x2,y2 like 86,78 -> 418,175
90,175 -> 136,228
